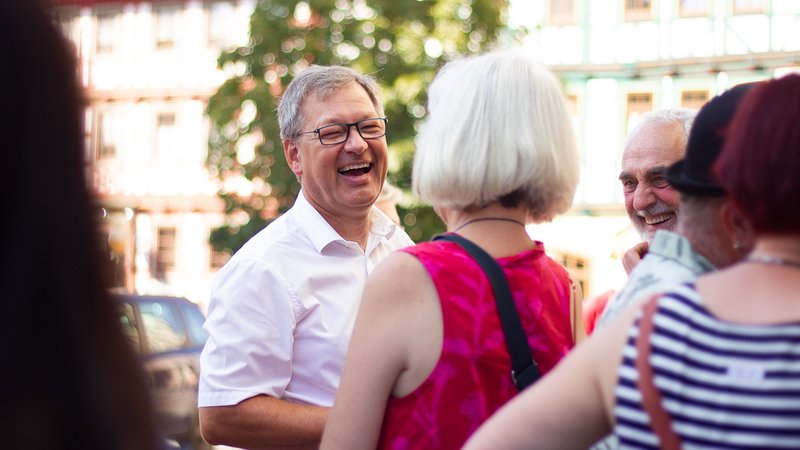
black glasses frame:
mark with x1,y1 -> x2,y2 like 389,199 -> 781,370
299,117 -> 388,145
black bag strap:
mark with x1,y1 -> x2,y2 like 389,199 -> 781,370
433,233 -> 540,391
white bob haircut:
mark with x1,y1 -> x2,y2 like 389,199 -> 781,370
413,49 -> 580,222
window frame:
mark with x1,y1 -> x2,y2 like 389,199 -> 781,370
206,0 -> 236,49
96,109 -> 118,159
732,0 -> 765,15
155,110 -> 178,159
678,0 -> 709,17
680,89 -> 710,110
95,9 -> 120,54
154,4 -> 181,51
549,0 -> 576,25
625,0 -> 652,21
625,92 -> 654,136
155,227 -> 177,276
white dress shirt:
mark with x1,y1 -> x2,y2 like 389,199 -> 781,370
199,193 -> 414,407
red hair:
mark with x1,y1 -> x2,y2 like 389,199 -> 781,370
713,74 -> 800,234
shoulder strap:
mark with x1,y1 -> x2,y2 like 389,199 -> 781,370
635,295 -> 682,450
433,233 -> 540,390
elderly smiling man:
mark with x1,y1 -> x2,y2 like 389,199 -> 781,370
597,88 -> 754,332
583,109 -> 695,334
620,109 -> 695,242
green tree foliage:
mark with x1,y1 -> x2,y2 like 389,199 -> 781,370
207,0 -> 521,253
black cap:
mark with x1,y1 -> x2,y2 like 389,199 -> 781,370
665,82 -> 755,196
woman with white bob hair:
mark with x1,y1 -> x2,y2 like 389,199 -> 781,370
320,48 -> 582,450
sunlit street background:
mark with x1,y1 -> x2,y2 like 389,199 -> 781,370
53,0 -> 799,317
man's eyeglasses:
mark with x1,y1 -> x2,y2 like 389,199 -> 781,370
299,117 -> 387,145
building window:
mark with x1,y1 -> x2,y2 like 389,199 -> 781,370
681,90 -> 710,110
156,227 -> 176,276
155,5 -> 180,50
733,0 -> 764,14
96,12 -> 118,54
625,0 -> 651,21
208,1 -> 235,48
679,0 -> 708,16
566,94 -> 578,117
626,92 -> 653,136
157,112 -> 176,127
156,111 -> 178,158
549,0 -> 574,25
97,110 -> 118,159
84,109 -> 94,163
565,93 -> 580,136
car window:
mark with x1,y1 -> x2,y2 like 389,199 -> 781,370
119,301 -> 141,353
138,300 -> 185,353
180,302 -> 209,347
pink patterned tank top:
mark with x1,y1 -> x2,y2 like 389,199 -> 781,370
376,237 -> 575,450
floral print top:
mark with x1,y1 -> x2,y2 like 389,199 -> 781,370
377,237 -> 575,450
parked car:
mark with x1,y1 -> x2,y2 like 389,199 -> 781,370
116,294 -> 210,450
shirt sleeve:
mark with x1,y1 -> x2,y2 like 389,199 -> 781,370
199,257 -> 297,407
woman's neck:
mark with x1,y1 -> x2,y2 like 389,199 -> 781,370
445,204 -> 528,233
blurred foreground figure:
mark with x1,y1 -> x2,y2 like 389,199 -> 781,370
465,74 -> 800,450
0,2 -> 161,449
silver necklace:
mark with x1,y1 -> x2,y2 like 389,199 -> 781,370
452,217 -> 526,233
745,254 -> 800,269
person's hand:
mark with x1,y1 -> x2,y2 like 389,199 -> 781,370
622,241 -> 649,275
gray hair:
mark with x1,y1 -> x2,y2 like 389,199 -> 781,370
625,107 -> 696,147
413,49 -> 580,222
277,65 -> 384,141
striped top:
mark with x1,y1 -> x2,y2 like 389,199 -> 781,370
614,282 -> 800,449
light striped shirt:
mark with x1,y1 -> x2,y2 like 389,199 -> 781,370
614,283 -> 800,449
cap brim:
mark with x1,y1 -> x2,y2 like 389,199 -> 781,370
665,159 -> 726,197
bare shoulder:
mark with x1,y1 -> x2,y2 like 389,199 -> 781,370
363,250 -> 433,303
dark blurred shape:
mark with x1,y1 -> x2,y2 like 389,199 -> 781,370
0,1 -> 161,449
715,73 -> 800,234
117,294 -> 211,450
666,82 -> 755,196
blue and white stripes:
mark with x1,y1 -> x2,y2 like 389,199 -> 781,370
614,283 -> 800,449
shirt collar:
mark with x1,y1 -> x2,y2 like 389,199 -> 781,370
292,191 -> 399,254
649,230 -> 716,274
366,207 -> 399,254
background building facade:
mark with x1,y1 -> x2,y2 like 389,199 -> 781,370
55,0 -> 256,308
53,0 -> 800,306
515,0 -> 800,297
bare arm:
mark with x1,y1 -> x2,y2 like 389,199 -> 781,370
464,304 -> 640,450
200,395 -> 328,450
321,253 -> 434,450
